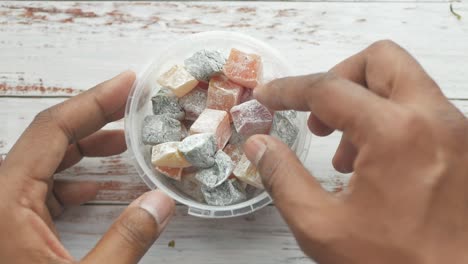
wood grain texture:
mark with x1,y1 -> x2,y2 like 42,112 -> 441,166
0,2 -> 467,98
56,205 -> 310,264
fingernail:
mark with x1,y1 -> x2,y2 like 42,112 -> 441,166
139,190 -> 174,224
244,137 -> 267,166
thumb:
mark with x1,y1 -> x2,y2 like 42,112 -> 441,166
244,135 -> 333,230
81,190 -> 175,264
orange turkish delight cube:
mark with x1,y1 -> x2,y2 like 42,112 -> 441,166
223,48 -> 262,89
206,75 -> 244,115
189,109 -> 232,149
155,166 -> 183,181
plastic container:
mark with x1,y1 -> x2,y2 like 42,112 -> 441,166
124,31 -> 311,218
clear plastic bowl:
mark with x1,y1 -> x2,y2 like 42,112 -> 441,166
124,31 -> 311,218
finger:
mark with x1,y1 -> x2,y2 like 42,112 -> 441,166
82,190 -> 175,264
254,73 -> 392,146
308,113 -> 334,136
330,39 -> 442,102
46,193 -> 64,219
53,180 -> 99,206
57,130 -> 126,172
244,135 -> 335,233
332,135 -> 357,174
4,71 -> 135,182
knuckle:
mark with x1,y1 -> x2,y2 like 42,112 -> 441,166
114,208 -> 158,251
368,39 -> 400,54
34,104 -> 75,142
256,138 -> 286,197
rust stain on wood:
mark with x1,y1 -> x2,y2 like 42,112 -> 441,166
0,83 -> 82,95
236,7 -> 256,14
276,9 -> 298,17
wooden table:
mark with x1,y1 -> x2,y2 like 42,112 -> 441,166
0,1 -> 467,263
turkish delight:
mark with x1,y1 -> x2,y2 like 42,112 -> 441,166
172,171 -> 205,202
155,166 -> 183,181
142,115 -> 184,145
143,47 -> 284,206
151,88 -> 185,120
201,179 -> 247,206
223,143 -> 243,169
184,50 -> 226,82
151,142 -> 192,168
190,109 -> 232,149
233,154 -> 264,189
223,48 -> 262,89
230,99 -> 273,138
206,75 -> 244,114
179,133 -> 217,168
195,150 -> 233,188
270,110 -> 299,147
179,87 -> 207,121
157,65 -> 199,97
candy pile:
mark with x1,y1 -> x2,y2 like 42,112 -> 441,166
142,48 -> 299,206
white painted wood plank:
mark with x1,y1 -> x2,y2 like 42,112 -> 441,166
0,2 -> 467,98
56,205 -> 311,264
1,97 -> 467,203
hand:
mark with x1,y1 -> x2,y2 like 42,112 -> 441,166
245,40 -> 468,263
0,71 -> 175,264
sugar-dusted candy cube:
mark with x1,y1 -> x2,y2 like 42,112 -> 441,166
223,48 -> 263,89
179,133 -> 217,168
270,110 -> 299,147
223,143 -> 243,168
195,150 -> 233,188
151,142 -> 192,168
179,87 -> 207,121
228,124 -> 245,145
151,88 -> 185,120
155,166 -> 183,181
190,109 -> 232,149
157,65 -> 199,97
142,115 -> 184,145
233,154 -> 264,189
230,99 -> 273,137
206,75 -> 244,114
172,171 -> 205,202
184,50 -> 226,82
201,179 -> 247,206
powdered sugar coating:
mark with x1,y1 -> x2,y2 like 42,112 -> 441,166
172,171 -> 205,203
157,65 -> 199,97
184,50 -> 227,82
223,48 -> 263,89
151,88 -> 185,120
190,109 -> 232,149
151,142 -> 192,168
206,75 -> 244,114
179,133 -> 217,168
195,150 -> 233,188
201,179 -> 247,206
142,115 -> 184,145
230,99 -> 273,137
270,110 -> 299,147
179,87 -> 207,121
